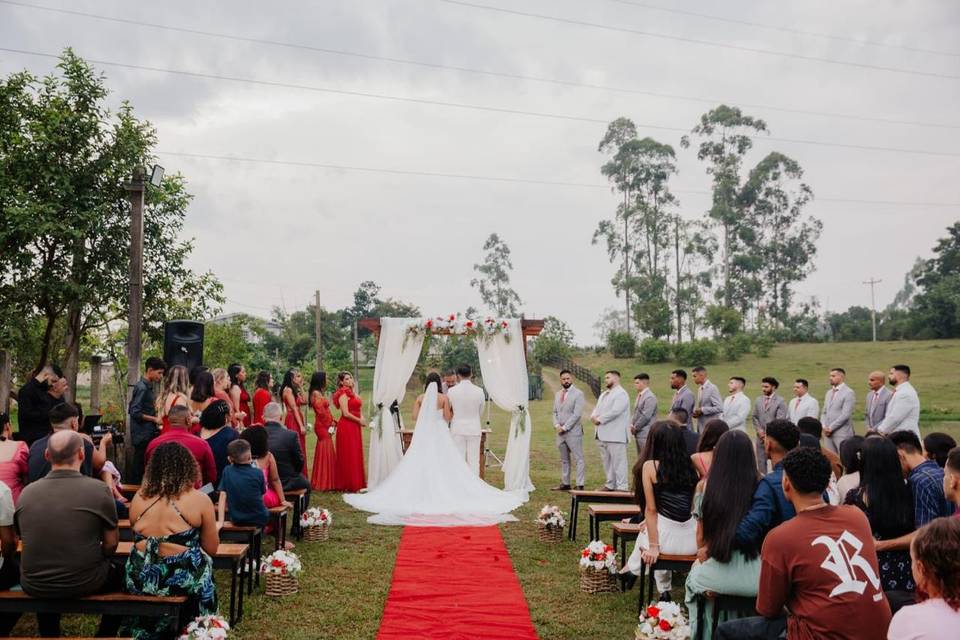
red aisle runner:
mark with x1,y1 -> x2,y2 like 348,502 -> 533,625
377,526 -> 539,640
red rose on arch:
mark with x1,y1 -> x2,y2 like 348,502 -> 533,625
659,619 -> 672,632
646,605 -> 660,618
466,320 -> 474,328
425,320 -> 433,329
449,314 -> 456,321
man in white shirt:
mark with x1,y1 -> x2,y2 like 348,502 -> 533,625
788,378 -> 819,424
722,377 -> 751,432
821,367 -> 856,454
590,370 -> 630,491
876,364 -> 920,437
865,370 -> 892,433
446,364 -> 487,475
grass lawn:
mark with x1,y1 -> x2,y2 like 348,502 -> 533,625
8,339 -> 959,638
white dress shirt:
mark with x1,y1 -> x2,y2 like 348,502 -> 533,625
788,393 -> 820,424
877,381 -> 921,437
722,392 -> 751,431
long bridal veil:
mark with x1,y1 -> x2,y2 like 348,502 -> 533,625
343,382 -> 524,526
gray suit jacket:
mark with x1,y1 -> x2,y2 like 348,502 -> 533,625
553,386 -> 585,438
696,381 -> 723,431
865,386 -> 892,430
670,386 -> 695,430
822,384 -> 856,435
752,394 -> 787,433
631,390 -> 657,436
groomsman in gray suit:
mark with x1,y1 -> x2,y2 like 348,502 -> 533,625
590,370 -> 631,491
552,370 -> 585,491
631,373 -> 657,454
752,377 -> 787,473
691,366 -> 723,433
669,370 -> 695,431
865,370 -> 892,433
821,367 -> 856,454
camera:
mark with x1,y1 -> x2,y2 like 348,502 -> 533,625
91,424 -> 123,445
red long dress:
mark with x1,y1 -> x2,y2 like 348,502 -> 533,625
236,386 -> 252,428
284,391 -> 308,476
310,392 -> 337,491
333,387 -> 366,492
252,388 -> 271,425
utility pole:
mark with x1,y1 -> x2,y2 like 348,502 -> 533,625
863,277 -> 882,342
314,290 -> 323,370
124,167 -> 146,474
352,320 -> 360,393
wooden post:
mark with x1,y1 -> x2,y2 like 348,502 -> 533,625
124,167 -> 146,474
89,356 -> 102,414
0,349 -> 11,414
314,290 -> 322,370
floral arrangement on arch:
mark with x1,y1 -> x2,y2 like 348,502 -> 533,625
178,614 -> 230,640
260,549 -> 303,578
635,602 -> 691,640
300,507 -> 332,528
403,314 -> 512,349
537,505 -> 566,529
579,540 -> 617,574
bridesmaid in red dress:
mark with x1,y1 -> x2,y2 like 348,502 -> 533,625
228,364 -> 251,427
333,371 -> 366,492
159,365 -> 190,434
251,371 -> 273,426
212,368 -> 237,427
308,372 -> 337,491
281,369 -> 308,476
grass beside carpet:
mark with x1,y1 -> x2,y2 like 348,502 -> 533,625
9,339 -> 960,637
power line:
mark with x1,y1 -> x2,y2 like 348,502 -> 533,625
436,0 -> 960,81
158,150 -> 960,207
605,0 -> 960,59
3,47 -> 959,159
0,0 -> 956,130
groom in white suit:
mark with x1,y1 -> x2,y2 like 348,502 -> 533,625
447,364 -> 486,476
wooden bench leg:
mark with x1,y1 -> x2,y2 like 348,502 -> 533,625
237,555 -> 246,625
229,558 -> 238,627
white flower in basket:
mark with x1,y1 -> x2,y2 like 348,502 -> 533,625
635,601 -> 691,640
260,549 -> 303,577
536,505 -> 566,529
178,614 -> 230,640
578,540 -> 617,574
300,507 -> 332,528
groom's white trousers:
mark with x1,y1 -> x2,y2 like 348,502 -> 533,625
452,434 -> 482,476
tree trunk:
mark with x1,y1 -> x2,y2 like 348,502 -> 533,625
62,303 -> 82,403
35,312 -> 58,376
0,350 -> 11,413
623,197 -> 631,336
675,217 -> 682,344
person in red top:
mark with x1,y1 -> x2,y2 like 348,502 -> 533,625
211,368 -> 236,428
144,405 -> 217,488
333,372 -> 366,492
308,372 -> 337,491
281,369 -> 308,476
717,446 -> 891,640
251,372 -> 273,426
228,364 -> 251,428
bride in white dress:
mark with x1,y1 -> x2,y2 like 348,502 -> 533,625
343,375 -> 524,526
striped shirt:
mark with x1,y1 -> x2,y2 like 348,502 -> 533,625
908,460 -> 955,527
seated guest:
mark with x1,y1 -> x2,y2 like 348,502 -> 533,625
888,517 -> 960,639
10,431 -> 121,637
923,432 -> 957,468
240,426 -> 286,510
716,447 -> 891,640
624,421 -> 699,600
199,400 -> 238,481
28,402 -> 108,483
890,431 -> 955,532
842,437 -> 915,593
218,439 -> 269,528
734,419 -> 800,550
945,447 -> 960,513
691,419 -> 728,477
798,433 -> 841,505
0,481 -> 18,591
796,416 -> 843,479
668,408 -> 699,457
685,430 -> 761,638
145,405 -> 217,488
0,413 -> 28,503
836,435 -> 865,498
126,442 -> 221,638
263,402 -> 311,497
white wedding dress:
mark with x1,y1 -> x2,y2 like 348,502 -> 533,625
343,383 -> 524,526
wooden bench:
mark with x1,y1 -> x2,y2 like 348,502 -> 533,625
113,541 -> 249,627
637,553 -> 698,615
587,504 -> 641,542
611,521 -> 643,587
284,489 -> 308,540
567,489 -> 634,541
268,505 -> 291,551
0,591 -> 185,621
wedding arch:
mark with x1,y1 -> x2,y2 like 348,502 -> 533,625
358,316 -> 544,499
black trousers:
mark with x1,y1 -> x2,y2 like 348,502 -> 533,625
128,442 -> 150,485
716,615 -> 787,640
282,475 -> 311,508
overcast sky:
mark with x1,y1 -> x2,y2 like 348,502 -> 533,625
2,0 -> 959,343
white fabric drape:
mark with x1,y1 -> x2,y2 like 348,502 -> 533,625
367,318 -> 424,489
475,318 -> 535,498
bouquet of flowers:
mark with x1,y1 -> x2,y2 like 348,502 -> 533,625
578,539 -> 619,593
403,314 -> 512,349
635,602 -> 691,640
260,549 -> 303,578
537,505 -> 566,529
178,614 -> 230,640
300,507 -> 332,541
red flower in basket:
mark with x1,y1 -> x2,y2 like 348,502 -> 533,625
485,317 -> 494,324
501,321 -> 508,328
659,619 -> 673,632
646,606 -> 660,618
604,545 -> 614,553
272,559 -> 285,568
581,550 -> 590,558
465,320 -> 474,328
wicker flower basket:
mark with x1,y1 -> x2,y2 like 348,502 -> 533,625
536,522 -> 563,543
579,566 -> 618,594
303,524 -> 330,542
265,573 -> 299,597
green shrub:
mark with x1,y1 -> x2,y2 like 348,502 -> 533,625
722,334 -> 753,361
753,334 -> 775,358
639,338 -> 672,364
607,331 -> 637,358
674,339 -> 719,366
